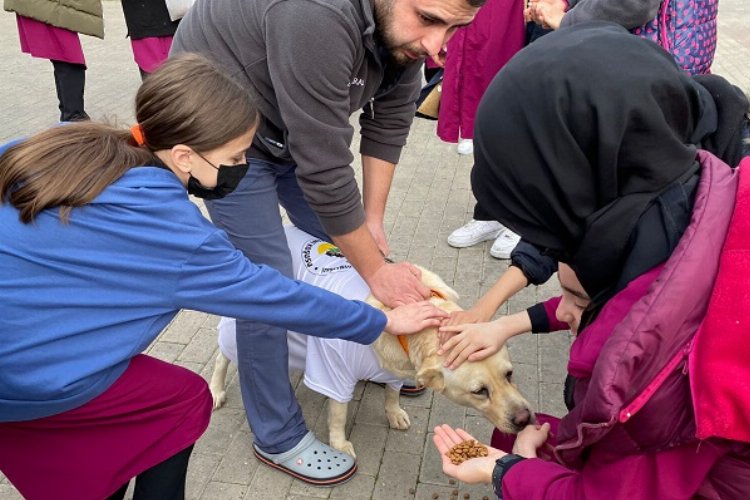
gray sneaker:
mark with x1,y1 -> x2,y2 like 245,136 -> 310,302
447,219 -> 506,248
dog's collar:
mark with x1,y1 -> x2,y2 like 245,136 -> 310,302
397,335 -> 410,355
396,289 -> 446,355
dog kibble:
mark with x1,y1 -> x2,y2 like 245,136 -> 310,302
432,493 -> 439,499
464,494 -> 470,499
409,487 -> 415,495
483,497 -> 490,500
452,489 -> 459,496
449,479 -> 456,485
446,439 -> 489,465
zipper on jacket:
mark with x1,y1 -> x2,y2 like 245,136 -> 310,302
369,98 -> 375,119
619,341 -> 692,423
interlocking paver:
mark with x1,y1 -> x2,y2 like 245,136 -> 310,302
1,0 -> 748,498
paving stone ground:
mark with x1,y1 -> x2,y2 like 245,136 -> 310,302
1,1 -> 748,498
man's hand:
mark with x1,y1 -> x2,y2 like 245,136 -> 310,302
332,225 -> 429,308
432,425 -> 505,484
384,301 -> 450,335
369,261 -> 430,307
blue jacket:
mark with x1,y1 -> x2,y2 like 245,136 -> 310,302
0,162 -> 385,422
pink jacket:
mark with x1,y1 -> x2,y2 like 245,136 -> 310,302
503,152 -> 750,499
436,0 -> 524,142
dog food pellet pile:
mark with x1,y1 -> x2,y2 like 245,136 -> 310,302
446,439 -> 489,465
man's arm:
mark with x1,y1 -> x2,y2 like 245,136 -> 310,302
361,154 -> 395,256
331,225 -> 430,308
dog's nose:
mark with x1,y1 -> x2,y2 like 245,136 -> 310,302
512,408 -> 531,428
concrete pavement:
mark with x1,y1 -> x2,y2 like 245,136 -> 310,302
1,1 -> 748,498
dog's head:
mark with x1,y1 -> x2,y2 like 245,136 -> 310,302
370,267 -> 534,434
417,343 -> 533,434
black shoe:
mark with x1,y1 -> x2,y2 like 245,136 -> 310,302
399,383 -> 427,397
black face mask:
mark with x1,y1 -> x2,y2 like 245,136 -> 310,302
188,152 -> 249,200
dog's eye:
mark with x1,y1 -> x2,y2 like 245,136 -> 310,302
505,371 -> 513,383
472,387 -> 489,398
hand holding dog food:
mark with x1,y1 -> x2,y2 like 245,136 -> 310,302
432,424 -> 505,484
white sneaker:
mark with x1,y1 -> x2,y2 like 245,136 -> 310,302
457,139 -> 474,155
490,230 -> 521,259
448,219 -> 506,248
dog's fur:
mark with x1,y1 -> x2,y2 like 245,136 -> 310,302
209,267 -> 532,458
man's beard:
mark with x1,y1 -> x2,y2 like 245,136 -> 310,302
373,0 -> 423,67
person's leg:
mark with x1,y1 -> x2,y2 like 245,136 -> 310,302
473,203 -> 493,222
0,356 -> 209,500
204,158 -> 308,454
130,445 -> 194,500
275,163 -> 328,241
51,59 -> 88,121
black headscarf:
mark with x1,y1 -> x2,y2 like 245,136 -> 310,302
693,74 -> 750,168
472,22 -> 710,303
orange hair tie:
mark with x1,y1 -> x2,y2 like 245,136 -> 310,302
130,124 -> 146,146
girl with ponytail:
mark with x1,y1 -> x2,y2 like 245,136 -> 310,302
0,53 -> 446,500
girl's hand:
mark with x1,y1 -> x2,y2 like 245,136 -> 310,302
528,0 -> 566,30
432,425 -> 506,484
512,422 -> 551,458
384,301 -> 449,335
438,312 -> 532,369
438,308 -> 489,347
438,321 -> 508,369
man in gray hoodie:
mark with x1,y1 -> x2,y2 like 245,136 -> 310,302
171,0 -> 483,485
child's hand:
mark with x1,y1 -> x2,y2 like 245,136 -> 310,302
384,301 -> 449,335
512,422 -> 551,458
437,308 -> 488,347
432,425 -> 506,484
438,322 -> 507,369
527,0 -> 566,30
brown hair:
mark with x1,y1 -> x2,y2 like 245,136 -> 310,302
0,53 -> 258,224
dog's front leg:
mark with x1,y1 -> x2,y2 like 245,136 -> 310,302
328,399 -> 356,459
209,351 -> 231,410
384,386 -> 410,430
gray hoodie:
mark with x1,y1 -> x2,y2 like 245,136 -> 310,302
171,0 -> 422,235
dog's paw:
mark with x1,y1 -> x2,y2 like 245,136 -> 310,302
211,390 -> 227,411
386,407 -> 411,430
330,438 -> 357,459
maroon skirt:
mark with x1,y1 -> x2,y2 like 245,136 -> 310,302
0,355 -> 212,500
16,15 -> 86,65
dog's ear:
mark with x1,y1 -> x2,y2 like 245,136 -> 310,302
416,365 -> 445,392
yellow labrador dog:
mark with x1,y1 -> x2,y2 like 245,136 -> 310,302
210,226 -> 532,458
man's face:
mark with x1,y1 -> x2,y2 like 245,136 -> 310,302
374,0 -> 479,66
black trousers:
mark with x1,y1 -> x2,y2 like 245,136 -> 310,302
107,445 -> 194,500
51,60 -> 88,121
